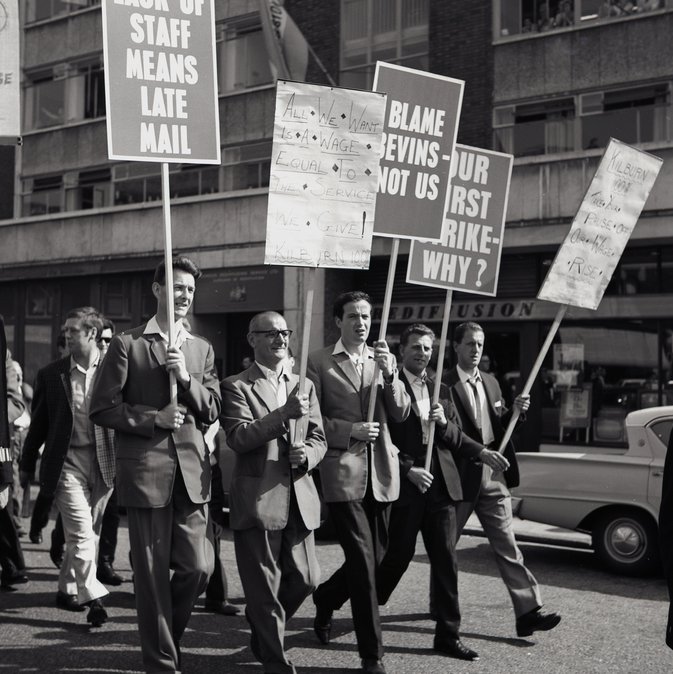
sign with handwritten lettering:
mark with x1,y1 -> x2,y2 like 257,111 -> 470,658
264,80 -> 387,269
372,62 -> 464,241
101,0 -> 220,164
406,145 -> 512,296
538,138 -> 662,310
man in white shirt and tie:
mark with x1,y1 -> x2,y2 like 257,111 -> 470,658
445,321 -> 561,639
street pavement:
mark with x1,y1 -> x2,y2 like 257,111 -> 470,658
1,511 -> 672,674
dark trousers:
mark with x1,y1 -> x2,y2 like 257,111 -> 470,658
313,494 -> 390,660
0,506 -> 25,578
377,493 -> 460,641
205,519 -> 228,602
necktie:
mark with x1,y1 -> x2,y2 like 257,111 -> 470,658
467,375 -> 483,430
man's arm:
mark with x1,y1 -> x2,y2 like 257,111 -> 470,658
19,368 -> 49,477
176,342 -> 221,425
380,369 -> 411,423
295,379 -> 327,472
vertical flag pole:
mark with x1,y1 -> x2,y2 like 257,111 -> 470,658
367,237 -> 400,423
424,290 -> 453,471
161,162 -> 178,404
496,303 -> 568,454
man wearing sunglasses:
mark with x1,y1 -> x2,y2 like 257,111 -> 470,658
221,311 -> 326,674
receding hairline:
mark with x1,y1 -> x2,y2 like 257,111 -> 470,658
248,311 -> 286,333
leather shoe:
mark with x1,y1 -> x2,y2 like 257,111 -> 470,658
204,599 -> 240,615
56,591 -> 86,612
97,561 -> 124,586
313,603 -> 333,645
86,599 -> 108,627
0,571 -> 28,588
29,530 -> 43,544
433,638 -> 479,661
516,608 -> 561,637
361,658 -> 386,674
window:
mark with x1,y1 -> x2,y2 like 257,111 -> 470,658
66,168 -> 111,210
22,175 -> 63,216
26,69 -> 67,129
222,141 -> 272,190
216,16 -> 274,93
340,0 -> 429,89
26,0 -> 99,23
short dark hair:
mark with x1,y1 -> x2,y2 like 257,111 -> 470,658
333,291 -> 373,319
399,323 -> 435,348
101,317 -> 115,333
453,321 -> 484,344
65,306 -> 104,335
153,256 -> 202,285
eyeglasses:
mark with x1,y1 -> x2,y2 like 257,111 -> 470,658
98,337 -> 112,344
251,329 -> 293,340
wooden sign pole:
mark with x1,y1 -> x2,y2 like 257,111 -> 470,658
161,162 -> 178,404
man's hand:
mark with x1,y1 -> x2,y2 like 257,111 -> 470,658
407,467 -> 433,494
288,441 -> 307,469
351,421 -> 380,442
429,403 -> 447,428
19,471 -> 32,490
479,448 -> 510,472
156,402 -> 188,430
513,393 -> 530,413
372,340 -> 395,379
280,392 -> 309,421
166,346 -> 190,387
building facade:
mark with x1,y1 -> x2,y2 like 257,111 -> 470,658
1,0 -> 672,451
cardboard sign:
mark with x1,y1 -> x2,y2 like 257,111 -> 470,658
372,62 -> 464,241
0,0 -> 20,139
406,145 -> 512,296
264,80 -> 386,269
538,138 -> 662,309
101,0 -> 220,164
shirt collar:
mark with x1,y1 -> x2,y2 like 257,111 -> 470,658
255,360 -> 291,382
144,315 -> 194,343
457,365 -> 480,383
332,338 -> 367,360
403,367 -> 427,386
69,352 -> 99,375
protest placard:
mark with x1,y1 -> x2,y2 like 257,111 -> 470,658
0,0 -> 20,141
406,145 -> 512,295
264,80 -> 387,269
372,62 -> 464,241
538,138 -> 662,309
101,0 -> 220,163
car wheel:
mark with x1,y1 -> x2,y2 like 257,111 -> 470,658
592,509 -> 660,576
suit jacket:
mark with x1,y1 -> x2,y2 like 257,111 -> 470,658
20,356 -> 115,498
445,367 -> 521,503
89,323 -> 221,508
658,429 -> 673,649
221,363 -> 326,531
389,372 -> 483,505
306,344 -> 410,503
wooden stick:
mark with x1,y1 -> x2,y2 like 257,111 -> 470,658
161,163 -> 177,404
497,303 -> 568,454
367,237 -> 399,423
424,290 -> 453,471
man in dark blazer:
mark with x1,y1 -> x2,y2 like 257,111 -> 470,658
90,256 -> 221,673
20,307 -> 115,626
222,311 -> 326,674
446,321 -> 560,638
658,426 -> 673,649
307,291 -> 410,674
376,323 -> 482,661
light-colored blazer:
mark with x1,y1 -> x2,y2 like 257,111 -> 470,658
89,323 -> 221,508
221,363 -> 326,531
307,344 -> 410,503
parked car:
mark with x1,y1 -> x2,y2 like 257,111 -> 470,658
512,405 -> 673,576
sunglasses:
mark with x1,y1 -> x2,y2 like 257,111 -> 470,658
98,337 -> 112,344
251,329 -> 293,340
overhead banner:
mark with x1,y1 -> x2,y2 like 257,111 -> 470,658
406,145 -> 513,296
101,0 -> 220,164
0,0 -> 20,139
264,80 -> 386,269
372,62 -> 464,241
538,138 -> 662,310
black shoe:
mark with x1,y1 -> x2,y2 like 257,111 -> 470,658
86,599 -> 108,627
0,571 -> 28,589
433,638 -> 480,661
516,608 -> 562,637
313,603 -> 333,645
56,591 -> 86,612
29,531 -> 43,544
96,561 -> 123,586
204,599 -> 240,615
361,658 -> 386,674
49,545 -> 65,569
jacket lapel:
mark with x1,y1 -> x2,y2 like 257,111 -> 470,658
249,364 -> 279,414
450,369 -> 482,439
148,334 -> 167,366
332,351 -> 362,393
58,359 -> 73,410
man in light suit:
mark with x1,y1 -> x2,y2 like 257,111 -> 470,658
222,311 -> 326,674
20,307 -> 115,626
307,291 -> 410,674
446,321 -> 561,638
376,323 -> 481,661
90,256 -> 221,673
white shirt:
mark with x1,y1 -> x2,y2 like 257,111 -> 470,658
69,352 -> 100,448
143,315 -> 194,349
403,367 -> 431,443
457,365 -> 495,445
255,361 -> 291,407
332,338 -> 367,376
